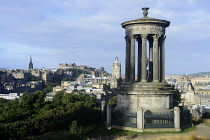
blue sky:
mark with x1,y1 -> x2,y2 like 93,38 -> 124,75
0,0 -> 210,75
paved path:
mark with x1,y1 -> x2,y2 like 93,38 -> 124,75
195,124 -> 210,139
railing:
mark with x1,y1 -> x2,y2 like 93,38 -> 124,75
103,105 -> 107,121
180,110 -> 191,128
144,110 -> 174,128
111,110 -> 137,128
107,107 -> 191,130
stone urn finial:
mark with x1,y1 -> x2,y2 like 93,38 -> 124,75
142,7 -> 149,17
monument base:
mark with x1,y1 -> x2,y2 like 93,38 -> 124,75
116,82 -> 176,112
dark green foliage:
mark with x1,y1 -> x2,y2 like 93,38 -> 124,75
69,120 -> 82,139
202,112 -> 210,119
29,76 -> 41,81
53,68 -> 90,83
43,83 -> 60,93
173,90 -> 181,107
0,90 -> 100,139
70,69 -> 88,81
52,91 -> 64,106
108,96 -> 117,107
44,69 -> 89,92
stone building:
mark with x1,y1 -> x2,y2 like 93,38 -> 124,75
191,76 -> 210,86
30,69 -> 42,80
58,63 -> 76,69
191,76 -> 210,93
41,70 -> 53,84
11,69 -> 32,82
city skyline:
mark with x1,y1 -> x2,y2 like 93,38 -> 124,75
0,0 -> 210,75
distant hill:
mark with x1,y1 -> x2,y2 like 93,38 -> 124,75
188,72 -> 210,77
0,67 -> 13,70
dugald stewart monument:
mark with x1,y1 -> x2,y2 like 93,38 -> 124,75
106,7 -> 191,132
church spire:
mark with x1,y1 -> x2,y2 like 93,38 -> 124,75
29,55 -> 33,70
30,55 -> 32,63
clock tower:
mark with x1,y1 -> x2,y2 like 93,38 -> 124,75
112,56 -> 121,79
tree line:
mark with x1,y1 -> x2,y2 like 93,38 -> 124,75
0,90 -> 100,139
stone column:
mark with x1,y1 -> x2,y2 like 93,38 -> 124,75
141,34 -> 147,82
161,35 -> 166,82
148,37 -> 153,82
125,36 -> 130,82
137,107 -> 144,132
153,34 -> 160,82
137,36 -> 142,81
174,107 -> 181,131
101,101 -> 105,119
130,35 -> 135,82
107,104 -> 111,127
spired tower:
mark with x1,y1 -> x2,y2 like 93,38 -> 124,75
28,55 -> 33,70
112,56 -> 121,79
116,8 -> 176,112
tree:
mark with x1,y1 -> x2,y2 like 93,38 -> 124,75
78,89 -> 86,94
0,98 -> 8,108
0,89 -> 100,139
173,90 -> 181,107
52,91 -> 65,106
108,96 -> 117,107
29,76 -> 41,81
43,83 -> 60,93
69,120 -> 82,139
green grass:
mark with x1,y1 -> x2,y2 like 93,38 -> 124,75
84,123 -> 197,139
85,124 -> 197,139
203,119 -> 210,127
29,130 -> 70,140
204,123 -> 210,127
29,124 -> 196,140
203,122 -> 210,127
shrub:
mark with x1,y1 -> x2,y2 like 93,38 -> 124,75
69,120 -> 82,139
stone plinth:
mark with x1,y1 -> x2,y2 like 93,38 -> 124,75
116,82 -> 176,112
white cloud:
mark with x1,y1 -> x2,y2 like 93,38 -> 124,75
0,0 -> 210,74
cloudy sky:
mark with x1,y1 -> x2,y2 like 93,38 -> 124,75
0,0 -> 210,75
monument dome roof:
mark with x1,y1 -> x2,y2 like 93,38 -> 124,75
121,7 -> 170,28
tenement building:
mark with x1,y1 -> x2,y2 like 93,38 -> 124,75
105,8 -> 191,132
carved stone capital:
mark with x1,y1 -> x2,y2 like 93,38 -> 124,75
153,34 -> 161,40
125,35 -> 130,41
129,35 -> 134,39
134,35 -> 140,41
160,35 -> 166,43
141,34 -> 148,40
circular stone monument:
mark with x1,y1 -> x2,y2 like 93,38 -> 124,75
117,7 -> 176,112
